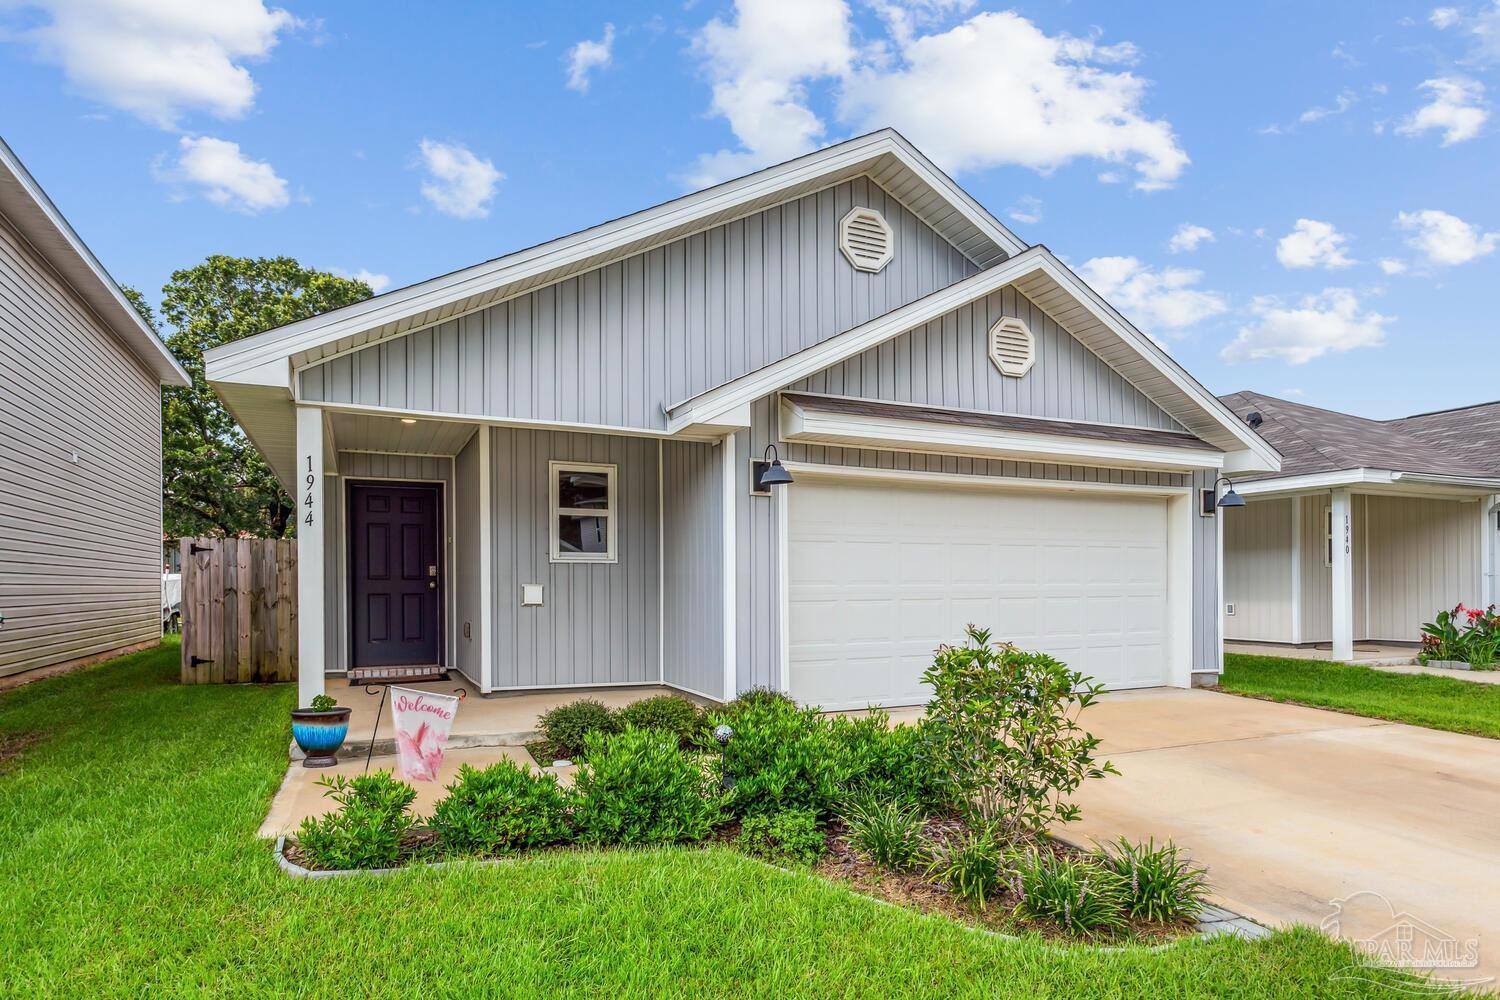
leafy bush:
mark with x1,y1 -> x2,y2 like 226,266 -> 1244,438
295,771 -> 417,870
616,695 -> 702,747
1420,603 -> 1500,668
827,713 -> 950,812
921,625 -> 1116,841
841,794 -> 926,869
710,699 -> 841,818
925,826 -> 1007,909
735,808 -> 826,867
538,698 -> 619,759
1013,850 -> 1128,935
309,694 -> 338,712
571,728 -> 721,845
1095,837 -> 1208,922
723,687 -> 796,715
430,760 -> 571,856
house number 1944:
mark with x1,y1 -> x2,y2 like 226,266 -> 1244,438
304,455 -> 316,527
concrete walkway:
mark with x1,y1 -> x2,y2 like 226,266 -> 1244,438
1068,688 -> 1500,989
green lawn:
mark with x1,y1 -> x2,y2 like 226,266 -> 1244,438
0,641 -> 1432,998
1221,653 -> 1500,739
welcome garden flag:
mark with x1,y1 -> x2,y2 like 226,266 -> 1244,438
390,687 -> 460,782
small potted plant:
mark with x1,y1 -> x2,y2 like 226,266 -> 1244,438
291,694 -> 352,767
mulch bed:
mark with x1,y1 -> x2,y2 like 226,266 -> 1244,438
280,828 -> 443,871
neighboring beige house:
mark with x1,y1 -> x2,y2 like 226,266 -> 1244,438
0,137 -> 189,680
1221,390 -> 1500,659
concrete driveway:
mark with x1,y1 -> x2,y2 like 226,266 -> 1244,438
1065,688 -> 1500,988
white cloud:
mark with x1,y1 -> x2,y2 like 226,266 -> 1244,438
1431,6 -> 1461,28
1077,256 -> 1227,337
1396,208 -> 1499,265
1377,257 -> 1408,275
1221,288 -> 1390,365
1425,2 -> 1500,63
1397,77 -> 1489,145
565,23 -> 614,93
417,139 -> 502,220
687,2 -> 1187,191
1007,195 -> 1042,225
1167,223 -> 1214,254
158,136 -> 289,212
1298,89 -> 1357,124
1276,219 -> 1355,269
338,269 -> 391,293
5,0 -> 299,128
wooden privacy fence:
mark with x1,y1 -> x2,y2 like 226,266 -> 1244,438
179,537 -> 298,684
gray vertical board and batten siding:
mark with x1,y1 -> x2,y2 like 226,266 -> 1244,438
488,427 -> 660,689
323,452 -> 455,673
661,440 -> 725,699
0,213 -> 162,677
453,435 -> 482,684
299,177 -> 979,429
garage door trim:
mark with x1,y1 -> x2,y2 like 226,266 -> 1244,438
776,461 -> 1197,699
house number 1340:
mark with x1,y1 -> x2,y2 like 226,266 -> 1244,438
304,455 -> 315,527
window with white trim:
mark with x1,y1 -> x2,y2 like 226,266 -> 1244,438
549,461 -> 617,562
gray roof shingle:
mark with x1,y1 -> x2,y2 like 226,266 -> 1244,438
1219,390 -> 1500,481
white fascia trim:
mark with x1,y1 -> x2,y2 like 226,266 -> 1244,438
783,461 -> 1193,499
205,131 -> 1024,381
780,397 -> 1223,473
296,399 -> 686,442
0,137 -> 189,387
667,251 -> 1281,474
1238,468 -> 1500,498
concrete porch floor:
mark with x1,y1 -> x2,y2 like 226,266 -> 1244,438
1224,641 -> 1418,666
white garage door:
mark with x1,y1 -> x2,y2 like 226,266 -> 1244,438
788,477 -> 1170,710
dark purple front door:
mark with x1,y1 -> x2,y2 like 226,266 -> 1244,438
348,482 -> 442,668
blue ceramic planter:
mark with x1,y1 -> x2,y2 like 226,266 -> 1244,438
291,707 -> 352,767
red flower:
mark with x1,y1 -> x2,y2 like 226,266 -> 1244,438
1469,608 -> 1485,624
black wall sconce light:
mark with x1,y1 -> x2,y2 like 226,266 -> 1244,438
752,444 -> 794,495
1200,476 -> 1246,516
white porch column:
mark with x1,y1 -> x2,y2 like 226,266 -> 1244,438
1483,495 -> 1498,609
295,405 -> 326,706
1330,488 -> 1355,661
720,432 -> 738,701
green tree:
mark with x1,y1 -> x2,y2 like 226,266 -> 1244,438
137,256 -> 373,538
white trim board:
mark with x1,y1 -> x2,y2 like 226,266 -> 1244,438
778,396 -> 1223,474
1235,468 -> 1500,500
782,461 -> 1193,499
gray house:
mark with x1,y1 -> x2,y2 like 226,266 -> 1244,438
1221,390 -> 1499,659
0,138 -> 189,681
205,131 -> 1279,710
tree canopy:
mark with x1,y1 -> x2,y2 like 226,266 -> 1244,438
135,256 -> 373,538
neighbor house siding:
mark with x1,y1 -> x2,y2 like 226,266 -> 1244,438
661,440 -> 725,699
453,434 -> 482,685
1224,498 -> 1294,642
488,427 -> 660,689
1364,495 -> 1482,641
299,177 -> 979,431
0,212 -> 162,678
324,452 -> 455,672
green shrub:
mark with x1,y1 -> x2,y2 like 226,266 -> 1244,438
430,760 -> 571,856
710,699 -> 841,818
1095,837 -> 1208,923
571,728 -> 721,845
925,826 -> 1007,909
841,794 -> 926,869
537,698 -> 619,760
723,687 -> 796,715
1014,849 -> 1128,935
309,693 -> 337,712
827,713 -> 950,812
922,625 -> 1116,841
616,695 -> 702,747
295,771 -> 417,870
736,808 -> 826,867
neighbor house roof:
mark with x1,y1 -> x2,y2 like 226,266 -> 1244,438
0,136 -> 188,387
1219,390 -> 1500,482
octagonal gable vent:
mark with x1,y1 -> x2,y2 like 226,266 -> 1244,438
988,317 -> 1035,377
839,207 -> 894,273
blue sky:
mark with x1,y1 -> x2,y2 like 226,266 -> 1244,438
2,1 -> 1497,418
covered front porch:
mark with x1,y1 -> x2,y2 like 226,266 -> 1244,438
1224,472 -> 1498,661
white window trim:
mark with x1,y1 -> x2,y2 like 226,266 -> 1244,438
1324,505 -> 1333,569
549,460 -> 618,563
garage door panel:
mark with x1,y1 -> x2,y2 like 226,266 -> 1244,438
789,478 -> 1170,708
